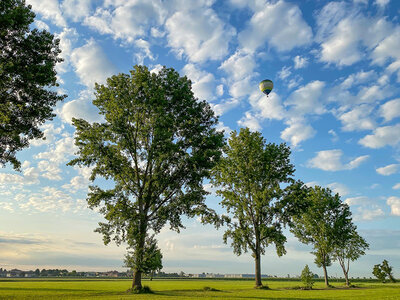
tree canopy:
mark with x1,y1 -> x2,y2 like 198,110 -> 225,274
68,65 -> 224,290
211,128 -> 307,287
291,186 -> 353,287
0,0 -> 64,169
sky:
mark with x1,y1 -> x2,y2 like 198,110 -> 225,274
1,0 -> 400,278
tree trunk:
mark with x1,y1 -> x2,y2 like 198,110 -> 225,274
132,269 -> 142,289
255,252 -> 262,287
322,264 -> 329,287
344,273 -> 349,287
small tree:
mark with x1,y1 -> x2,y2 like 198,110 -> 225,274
301,265 -> 314,289
373,260 -> 396,283
333,229 -> 369,286
1,0 -> 65,169
211,128 -> 307,288
291,186 -> 353,287
124,235 -> 162,281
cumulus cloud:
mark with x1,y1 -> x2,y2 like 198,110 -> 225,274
338,104 -> 376,132
30,123 -> 63,147
345,196 -> 385,221
219,51 -> 256,81
84,1 -> 165,43
340,70 -> 377,90
285,81 -> 326,116
316,2 -> 393,66
250,92 -> 286,121
307,149 -> 369,171
166,8 -> 235,62
387,196 -> 400,216
34,136 -> 78,165
61,0 -> 92,22
327,182 -> 350,196
393,183 -> 400,190
70,39 -> 117,88
293,55 -> 308,69
37,160 -> 62,181
55,27 -> 79,74
359,124 -> 400,148
280,121 -> 316,147
379,98 -> 400,122
27,0 -> 66,27
376,164 -> 399,176
182,64 -> 217,101
237,112 -> 261,132
212,98 -> 240,116
60,90 -> 103,125
239,0 -> 312,52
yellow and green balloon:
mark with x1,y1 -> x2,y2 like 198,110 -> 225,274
259,79 -> 273,96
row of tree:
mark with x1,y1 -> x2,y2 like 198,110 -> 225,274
0,1 -> 381,292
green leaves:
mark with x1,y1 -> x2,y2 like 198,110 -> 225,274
0,0 -> 65,169
68,65 -> 224,287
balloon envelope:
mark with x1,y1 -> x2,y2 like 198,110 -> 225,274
259,79 -> 273,96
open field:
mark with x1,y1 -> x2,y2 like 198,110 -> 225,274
0,279 -> 399,299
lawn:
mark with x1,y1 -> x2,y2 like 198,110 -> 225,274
0,278 -> 399,299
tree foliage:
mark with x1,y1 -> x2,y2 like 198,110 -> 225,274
0,0 -> 64,169
291,186 -> 353,287
124,235 -> 162,280
68,65 -> 224,290
373,260 -> 396,283
211,128 -> 307,287
301,265 -> 314,289
333,228 -> 369,286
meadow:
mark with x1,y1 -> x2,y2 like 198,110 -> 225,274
0,278 -> 399,299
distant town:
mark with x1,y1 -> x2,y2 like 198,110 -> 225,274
0,268 -> 293,279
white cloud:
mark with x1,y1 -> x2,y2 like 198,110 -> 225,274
30,123 -> 63,147
280,121 -> 316,147
84,1 -> 165,43
387,196 -> 400,216
376,164 -> 399,176
34,136 -> 78,165
27,0 -> 66,27
285,81 -> 326,116
250,92 -> 286,121
60,90 -> 103,125
278,66 -> 291,80
212,98 -> 240,116
182,64 -> 216,101
219,51 -> 256,81
316,2 -> 393,66
345,196 -> 369,206
379,98 -> 400,122
37,160 -> 62,181
340,70 -> 377,89
228,76 -> 254,99
239,0 -> 312,52
374,0 -> 390,9
356,207 -> 385,221
293,55 -> 308,69
55,27 -> 79,74
237,112 -> 261,132
70,39 -> 117,88
19,187 -> 75,213
133,39 -> 155,65
359,123 -> 400,148
61,0 -> 92,22
327,182 -> 350,196
307,149 -> 369,171
393,183 -> 400,190
34,20 -> 50,31
166,8 -> 235,62
338,104 -> 376,132
371,27 -> 400,65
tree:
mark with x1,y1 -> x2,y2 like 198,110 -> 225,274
0,0 -> 65,170
291,186 -> 353,287
373,260 -> 396,283
211,128 -> 306,288
301,265 -> 314,289
68,65 -> 224,290
333,229 -> 369,286
124,235 -> 162,281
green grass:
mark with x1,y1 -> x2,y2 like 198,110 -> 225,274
0,278 -> 399,299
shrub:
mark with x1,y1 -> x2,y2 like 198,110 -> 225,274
301,265 -> 315,290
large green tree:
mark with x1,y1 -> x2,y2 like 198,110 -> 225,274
333,228 -> 369,286
211,128 -> 306,288
0,0 -> 64,169
68,65 -> 224,290
291,186 -> 353,287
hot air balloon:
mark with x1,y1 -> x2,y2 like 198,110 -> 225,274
259,79 -> 273,96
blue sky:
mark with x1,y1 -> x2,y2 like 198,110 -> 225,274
1,0 -> 400,278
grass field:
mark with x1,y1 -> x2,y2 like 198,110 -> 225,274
0,278 -> 399,299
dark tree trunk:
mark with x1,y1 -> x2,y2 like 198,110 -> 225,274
322,264 -> 329,287
255,252 -> 262,287
132,270 -> 142,289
